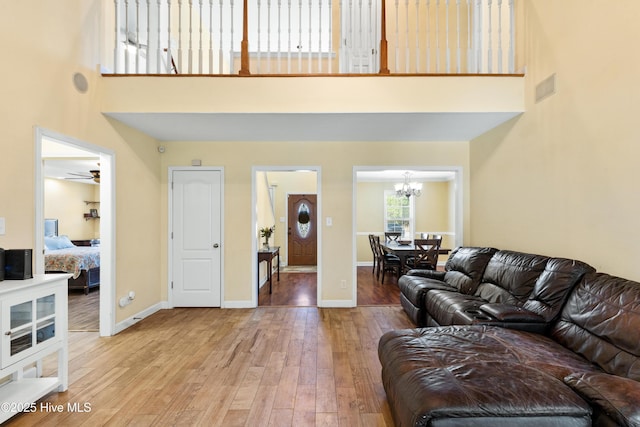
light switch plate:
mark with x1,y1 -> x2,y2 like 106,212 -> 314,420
326,217 -> 333,226
0,217 -> 5,235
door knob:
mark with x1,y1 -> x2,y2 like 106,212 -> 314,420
213,243 -> 219,248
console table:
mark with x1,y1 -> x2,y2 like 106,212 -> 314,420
258,246 -> 280,294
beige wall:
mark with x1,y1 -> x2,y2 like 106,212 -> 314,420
0,1 -> 162,323
4,0 -> 636,321
256,171 -> 275,237
44,179 -> 100,240
159,141 -> 469,304
470,1 -> 640,279
0,0 -> 470,317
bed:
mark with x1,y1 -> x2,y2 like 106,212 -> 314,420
44,220 -> 100,294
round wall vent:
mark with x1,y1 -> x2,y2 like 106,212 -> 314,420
72,72 -> 88,93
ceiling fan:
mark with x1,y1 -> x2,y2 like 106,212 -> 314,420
66,169 -> 100,183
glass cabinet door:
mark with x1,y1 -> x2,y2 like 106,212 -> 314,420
36,294 -> 56,344
10,301 -> 33,356
4,292 -> 58,361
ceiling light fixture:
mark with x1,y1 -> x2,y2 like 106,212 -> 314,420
395,172 -> 422,198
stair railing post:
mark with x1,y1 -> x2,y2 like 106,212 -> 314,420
240,0 -> 251,74
379,0 -> 389,74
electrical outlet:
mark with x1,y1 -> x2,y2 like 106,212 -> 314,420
0,217 -> 5,235
340,279 -> 347,289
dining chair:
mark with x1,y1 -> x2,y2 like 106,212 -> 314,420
404,238 -> 441,272
375,235 -> 402,284
430,234 -> 443,244
368,234 -> 378,274
384,232 -> 402,243
421,233 -> 442,243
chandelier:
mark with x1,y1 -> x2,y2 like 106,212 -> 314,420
395,172 -> 422,198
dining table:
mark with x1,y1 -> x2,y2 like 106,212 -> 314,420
380,241 -> 451,266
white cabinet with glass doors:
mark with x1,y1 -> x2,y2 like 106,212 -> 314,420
0,274 -> 70,423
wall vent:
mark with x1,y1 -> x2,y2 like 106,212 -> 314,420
72,72 -> 88,94
535,73 -> 556,103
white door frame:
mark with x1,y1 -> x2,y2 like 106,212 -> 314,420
34,126 -> 116,337
352,166 -> 464,305
167,166 -> 225,308
252,166 -> 322,307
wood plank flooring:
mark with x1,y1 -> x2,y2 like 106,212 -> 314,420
68,288 -> 99,331
67,266 -> 399,329
7,305 -> 414,426
259,266 -> 401,307
7,265 -> 409,425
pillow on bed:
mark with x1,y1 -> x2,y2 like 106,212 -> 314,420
45,235 -> 76,250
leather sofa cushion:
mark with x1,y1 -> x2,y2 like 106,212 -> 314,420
552,273 -> 640,380
405,269 -> 446,281
475,250 -> 549,305
442,246 -> 498,294
564,372 -> 640,427
523,257 -> 595,322
380,326 -> 598,382
424,290 -> 487,326
398,275 -> 457,307
379,326 -> 595,427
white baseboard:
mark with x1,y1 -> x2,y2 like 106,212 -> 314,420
223,300 -> 255,309
357,261 -> 374,267
318,299 -> 355,308
114,302 -> 167,334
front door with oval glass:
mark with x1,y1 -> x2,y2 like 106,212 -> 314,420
288,194 -> 317,266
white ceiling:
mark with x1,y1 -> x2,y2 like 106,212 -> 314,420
42,138 -> 100,184
46,109 -> 518,183
105,111 -> 521,142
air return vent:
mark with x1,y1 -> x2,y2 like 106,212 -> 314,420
535,73 -> 556,103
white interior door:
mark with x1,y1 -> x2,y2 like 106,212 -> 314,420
341,0 -> 380,73
171,169 -> 222,307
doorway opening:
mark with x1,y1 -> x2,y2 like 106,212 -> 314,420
253,167 -> 321,307
353,167 -> 463,306
35,127 -> 116,336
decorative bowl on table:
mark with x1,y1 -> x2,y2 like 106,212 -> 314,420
397,240 -> 412,246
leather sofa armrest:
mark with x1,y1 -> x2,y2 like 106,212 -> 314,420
405,269 -> 446,281
564,372 -> 640,427
479,303 -> 545,322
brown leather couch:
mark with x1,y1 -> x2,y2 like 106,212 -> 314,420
379,272 -> 640,426
399,247 -> 595,333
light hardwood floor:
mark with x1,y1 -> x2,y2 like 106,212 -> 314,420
66,265 -> 399,330
68,289 -> 99,331
8,305 -> 413,426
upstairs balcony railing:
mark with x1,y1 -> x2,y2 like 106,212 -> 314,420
106,0 -> 515,75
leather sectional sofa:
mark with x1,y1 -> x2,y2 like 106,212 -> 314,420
379,247 -> 640,426
398,247 -> 595,333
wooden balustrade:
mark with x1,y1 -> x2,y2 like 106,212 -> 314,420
110,0 -> 515,75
